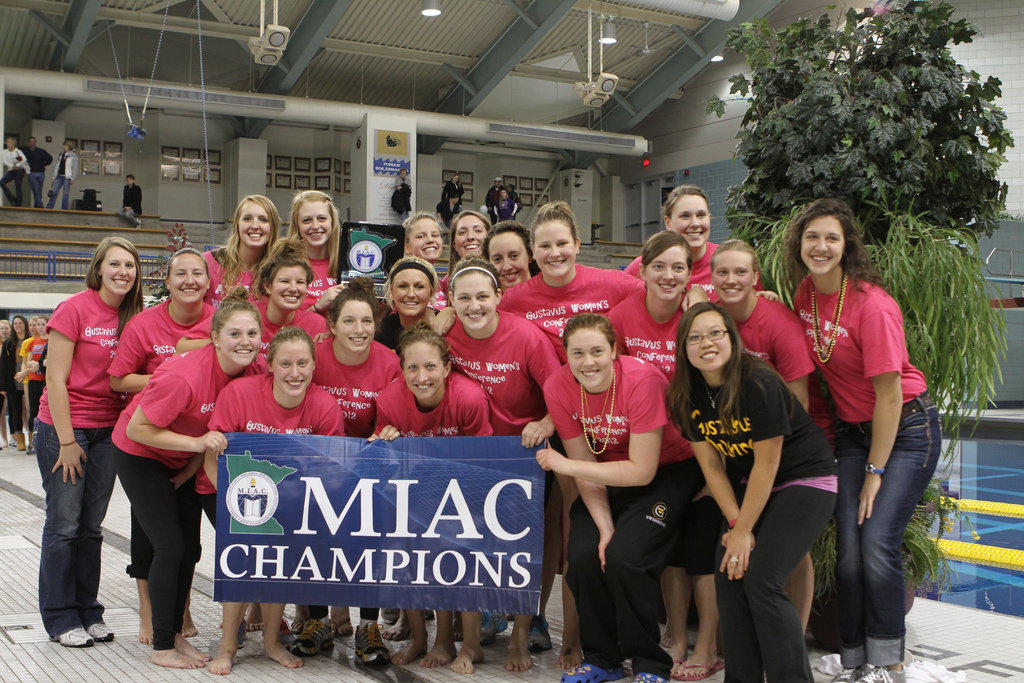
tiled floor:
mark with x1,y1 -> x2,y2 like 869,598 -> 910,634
1,446 -> 1021,682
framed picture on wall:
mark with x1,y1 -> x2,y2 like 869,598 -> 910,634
182,165 -> 202,182
181,148 -> 201,162
519,177 -> 533,191
535,177 -> 547,191
463,188 -> 473,203
294,157 -> 312,173
275,173 -> 292,189
80,139 -> 101,155
206,149 -> 221,165
521,193 -> 533,208
334,177 -> 341,192
274,155 -> 292,171
267,155 -> 273,169
103,159 -> 122,177
208,168 -> 221,184
459,171 -> 473,185
267,172 -> 273,188
162,146 -> 180,163
334,158 -> 342,174
503,175 -> 517,188
161,164 -> 180,181
294,175 -> 311,190
343,161 -> 351,176
315,175 -> 331,191
103,141 -> 123,158
314,157 -> 331,172
442,169 -> 457,182
81,159 -> 101,175
344,178 -> 351,194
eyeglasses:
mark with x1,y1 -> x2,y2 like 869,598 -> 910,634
684,328 -> 728,346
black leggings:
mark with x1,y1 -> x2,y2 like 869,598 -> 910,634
6,389 -> 23,434
27,379 -> 43,434
113,449 -> 202,651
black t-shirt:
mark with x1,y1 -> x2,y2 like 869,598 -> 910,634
686,364 -> 836,486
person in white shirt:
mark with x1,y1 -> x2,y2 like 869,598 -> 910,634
1,137 -> 31,207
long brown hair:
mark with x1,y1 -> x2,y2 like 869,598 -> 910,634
667,302 -> 786,437
85,236 -> 144,335
218,195 -> 281,292
784,198 -> 883,289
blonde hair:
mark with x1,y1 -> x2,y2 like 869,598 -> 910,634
218,195 -> 281,293
267,326 -> 315,363
711,239 -> 760,273
287,190 -> 340,274
211,287 -> 261,337
385,256 -> 437,310
531,201 -> 579,241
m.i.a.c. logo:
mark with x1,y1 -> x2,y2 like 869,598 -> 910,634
224,452 -> 296,535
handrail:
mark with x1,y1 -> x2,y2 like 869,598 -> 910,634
0,248 -> 165,284
985,247 -> 1019,278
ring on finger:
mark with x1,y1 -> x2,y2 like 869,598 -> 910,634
728,556 -> 739,563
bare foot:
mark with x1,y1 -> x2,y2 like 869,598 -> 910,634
151,649 -> 205,669
138,623 -> 153,645
661,626 -> 673,649
208,650 -> 235,676
557,642 -> 583,669
450,643 -> 484,674
392,638 -> 428,665
452,611 -> 463,642
291,604 -> 309,633
381,607 -> 400,625
383,611 -> 411,641
330,606 -> 353,637
181,607 -> 198,639
421,640 -> 457,668
245,603 -> 264,632
175,634 -> 211,662
265,640 -> 304,669
506,628 -> 532,671
679,655 -> 720,680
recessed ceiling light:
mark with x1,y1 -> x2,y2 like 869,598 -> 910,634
421,0 -> 441,17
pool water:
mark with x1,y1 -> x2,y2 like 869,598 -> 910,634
929,437 -> 1024,617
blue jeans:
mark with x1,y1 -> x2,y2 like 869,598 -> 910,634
1,169 -> 25,206
36,420 -> 117,639
46,176 -> 72,209
28,171 -> 45,207
834,397 -> 940,668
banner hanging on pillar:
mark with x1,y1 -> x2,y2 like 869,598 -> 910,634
214,433 -> 543,615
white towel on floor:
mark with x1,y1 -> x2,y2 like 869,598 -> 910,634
816,654 -> 967,682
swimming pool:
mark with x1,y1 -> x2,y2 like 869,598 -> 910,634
929,437 -> 1024,617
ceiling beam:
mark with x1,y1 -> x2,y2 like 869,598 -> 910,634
243,0 -> 355,138
421,0 -> 578,154
572,0 -> 784,168
570,1 -> 702,29
46,0 -> 103,72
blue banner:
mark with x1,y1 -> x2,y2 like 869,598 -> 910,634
214,434 -> 544,615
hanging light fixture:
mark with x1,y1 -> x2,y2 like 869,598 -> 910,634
421,0 -> 441,17
600,18 -> 617,44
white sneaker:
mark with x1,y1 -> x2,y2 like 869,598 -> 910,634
57,627 -> 94,648
85,622 -> 114,642
858,666 -> 906,683
830,666 -> 866,683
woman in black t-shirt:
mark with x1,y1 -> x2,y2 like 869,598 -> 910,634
667,302 -> 836,683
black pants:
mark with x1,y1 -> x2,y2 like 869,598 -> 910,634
7,389 -> 23,434
113,449 -> 202,651
567,459 -> 701,679
28,380 -> 44,438
715,484 -> 835,683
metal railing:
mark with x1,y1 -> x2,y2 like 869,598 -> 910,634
0,249 -> 166,285
985,247 -> 1024,283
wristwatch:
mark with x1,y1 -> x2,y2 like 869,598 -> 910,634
865,463 -> 885,475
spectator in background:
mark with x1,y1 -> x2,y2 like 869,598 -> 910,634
485,177 -> 504,224
435,194 -> 462,228
442,174 -> 464,203
46,140 -> 78,210
391,168 -> 412,222
496,189 -> 519,222
117,174 -> 143,228
2,137 -> 30,207
23,137 -> 53,208
507,184 -> 522,218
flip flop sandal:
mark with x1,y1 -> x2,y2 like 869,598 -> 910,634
560,664 -> 625,683
672,659 -> 724,681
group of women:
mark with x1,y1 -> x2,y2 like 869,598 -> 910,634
28,184 -> 936,683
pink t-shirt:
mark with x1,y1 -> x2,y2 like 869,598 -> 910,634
447,313 -> 561,436
793,278 -> 927,424
112,344 -> 262,473
109,300 -> 215,378
209,374 -> 344,437
305,258 -> 338,312
203,250 -> 255,308
625,241 -> 720,300
607,290 -> 682,378
38,288 -> 125,428
375,371 -> 493,437
184,299 -> 327,362
312,339 -> 401,438
544,356 -> 691,466
498,265 -> 644,363
735,298 -> 835,442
